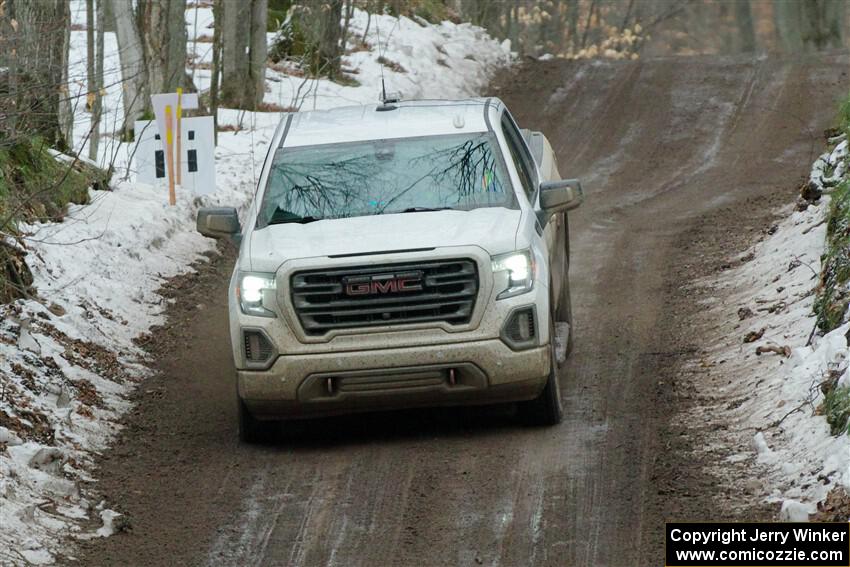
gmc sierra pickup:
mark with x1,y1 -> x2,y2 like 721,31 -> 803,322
197,98 -> 583,442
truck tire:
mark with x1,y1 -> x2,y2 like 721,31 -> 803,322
554,215 -> 574,356
556,280 -> 574,357
238,398 -> 264,444
518,320 -> 564,426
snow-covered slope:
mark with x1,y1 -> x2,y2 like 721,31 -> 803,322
693,138 -> 850,520
0,3 -> 511,564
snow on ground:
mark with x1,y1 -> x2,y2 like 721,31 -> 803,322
693,138 -> 850,519
0,3 -> 510,564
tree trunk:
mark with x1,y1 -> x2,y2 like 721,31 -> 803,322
86,0 -> 95,110
210,0 -> 222,141
58,0 -> 72,148
319,0 -> 343,80
567,0 -> 579,50
220,0 -> 250,107
140,0 -> 188,95
362,9 -> 371,44
221,0 -> 266,110
580,0 -> 597,49
0,0 -> 19,141
774,0 -> 843,52
89,0 -> 105,161
774,0 -> 805,52
620,0 -> 635,32
340,0 -> 355,53
801,0 -> 843,50
248,0 -> 268,108
11,0 -> 72,149
112,0 -> 148,138
734,0 -> 756,52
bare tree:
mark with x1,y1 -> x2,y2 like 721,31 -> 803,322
221,0 -> 267,110
802,0 -> 844,50
112,0 -> 147,138
87,0 -> 104,161
94,0 -> 104,156
567,0 -> 579,49
59,1 -> 72,146
86,0 -> 95,110
734,0 -> 756,52
0,1 -> 19,142
249,0 -> 268,106
210,0 -> 222,140
140,0 -> 188,95
318,0 -> 343,81
10,0 -> 72,149
340,0 -> 355,53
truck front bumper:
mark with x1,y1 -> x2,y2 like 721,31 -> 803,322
239,339 -> 550,420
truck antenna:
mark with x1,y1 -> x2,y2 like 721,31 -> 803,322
375,18 -> 398,110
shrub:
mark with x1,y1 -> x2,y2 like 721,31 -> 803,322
815,180 -> 850,332
0,137 -> 102,301
824,385 -> 850,435
839,94 -> 850,137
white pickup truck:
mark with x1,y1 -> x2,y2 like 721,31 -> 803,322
197,98 -> 583,442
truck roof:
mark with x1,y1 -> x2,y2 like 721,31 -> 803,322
282,98 -> 495,148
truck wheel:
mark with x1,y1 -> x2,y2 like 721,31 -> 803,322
554,216 -> 574,356
238,398 -> 264,444
518,321 -> 564,426
556,280 -> 574,357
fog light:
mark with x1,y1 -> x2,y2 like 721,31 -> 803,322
243,329 -> 275,367
501,307 -> 537,350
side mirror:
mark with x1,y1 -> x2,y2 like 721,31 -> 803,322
539,179 -> 583,214
197,207 -> 241,240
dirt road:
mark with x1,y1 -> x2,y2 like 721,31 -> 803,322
74,54 -> 848,567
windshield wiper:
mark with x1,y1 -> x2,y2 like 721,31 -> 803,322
399,206 -> 455,213
267,215 -> 322,226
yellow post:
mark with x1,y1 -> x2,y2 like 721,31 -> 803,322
175,87 -> 183,186
165,105 -> 176,206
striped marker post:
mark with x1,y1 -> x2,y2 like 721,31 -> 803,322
165,105 -> 176,206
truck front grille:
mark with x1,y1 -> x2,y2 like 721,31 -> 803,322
291,259 -> 479,335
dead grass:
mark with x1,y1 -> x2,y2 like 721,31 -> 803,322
347,42 -> 371,53
269,62 -> 306,77
813,487 -> 850,521
377,56 -> 407,74
73,379 -> 105,408
216,123 -> 243,133
256,102 -> 297,113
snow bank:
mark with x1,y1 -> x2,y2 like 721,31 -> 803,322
188,8 -> 511,115
0,2 -> 510,564
693,135 -> 850,518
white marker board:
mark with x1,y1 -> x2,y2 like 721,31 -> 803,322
134,116 -> 216,195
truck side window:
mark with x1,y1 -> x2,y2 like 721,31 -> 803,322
500,113 -> 537,200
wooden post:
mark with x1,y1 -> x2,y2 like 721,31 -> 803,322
165,105 -> 176,206
175,87 -> 183,186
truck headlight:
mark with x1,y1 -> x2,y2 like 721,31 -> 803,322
491,250 -> 534,299
237,272 -> 277,317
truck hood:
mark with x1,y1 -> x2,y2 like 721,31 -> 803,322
244,207 -> 522,272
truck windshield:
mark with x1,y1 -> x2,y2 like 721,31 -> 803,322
258,132 -> 515,227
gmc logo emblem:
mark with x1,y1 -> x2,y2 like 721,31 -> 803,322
344,271 -> 423,296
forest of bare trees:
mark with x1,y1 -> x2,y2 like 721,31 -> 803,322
1,0 -> 849,163
0,0 -> 848,301
448,0 -> 849,58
